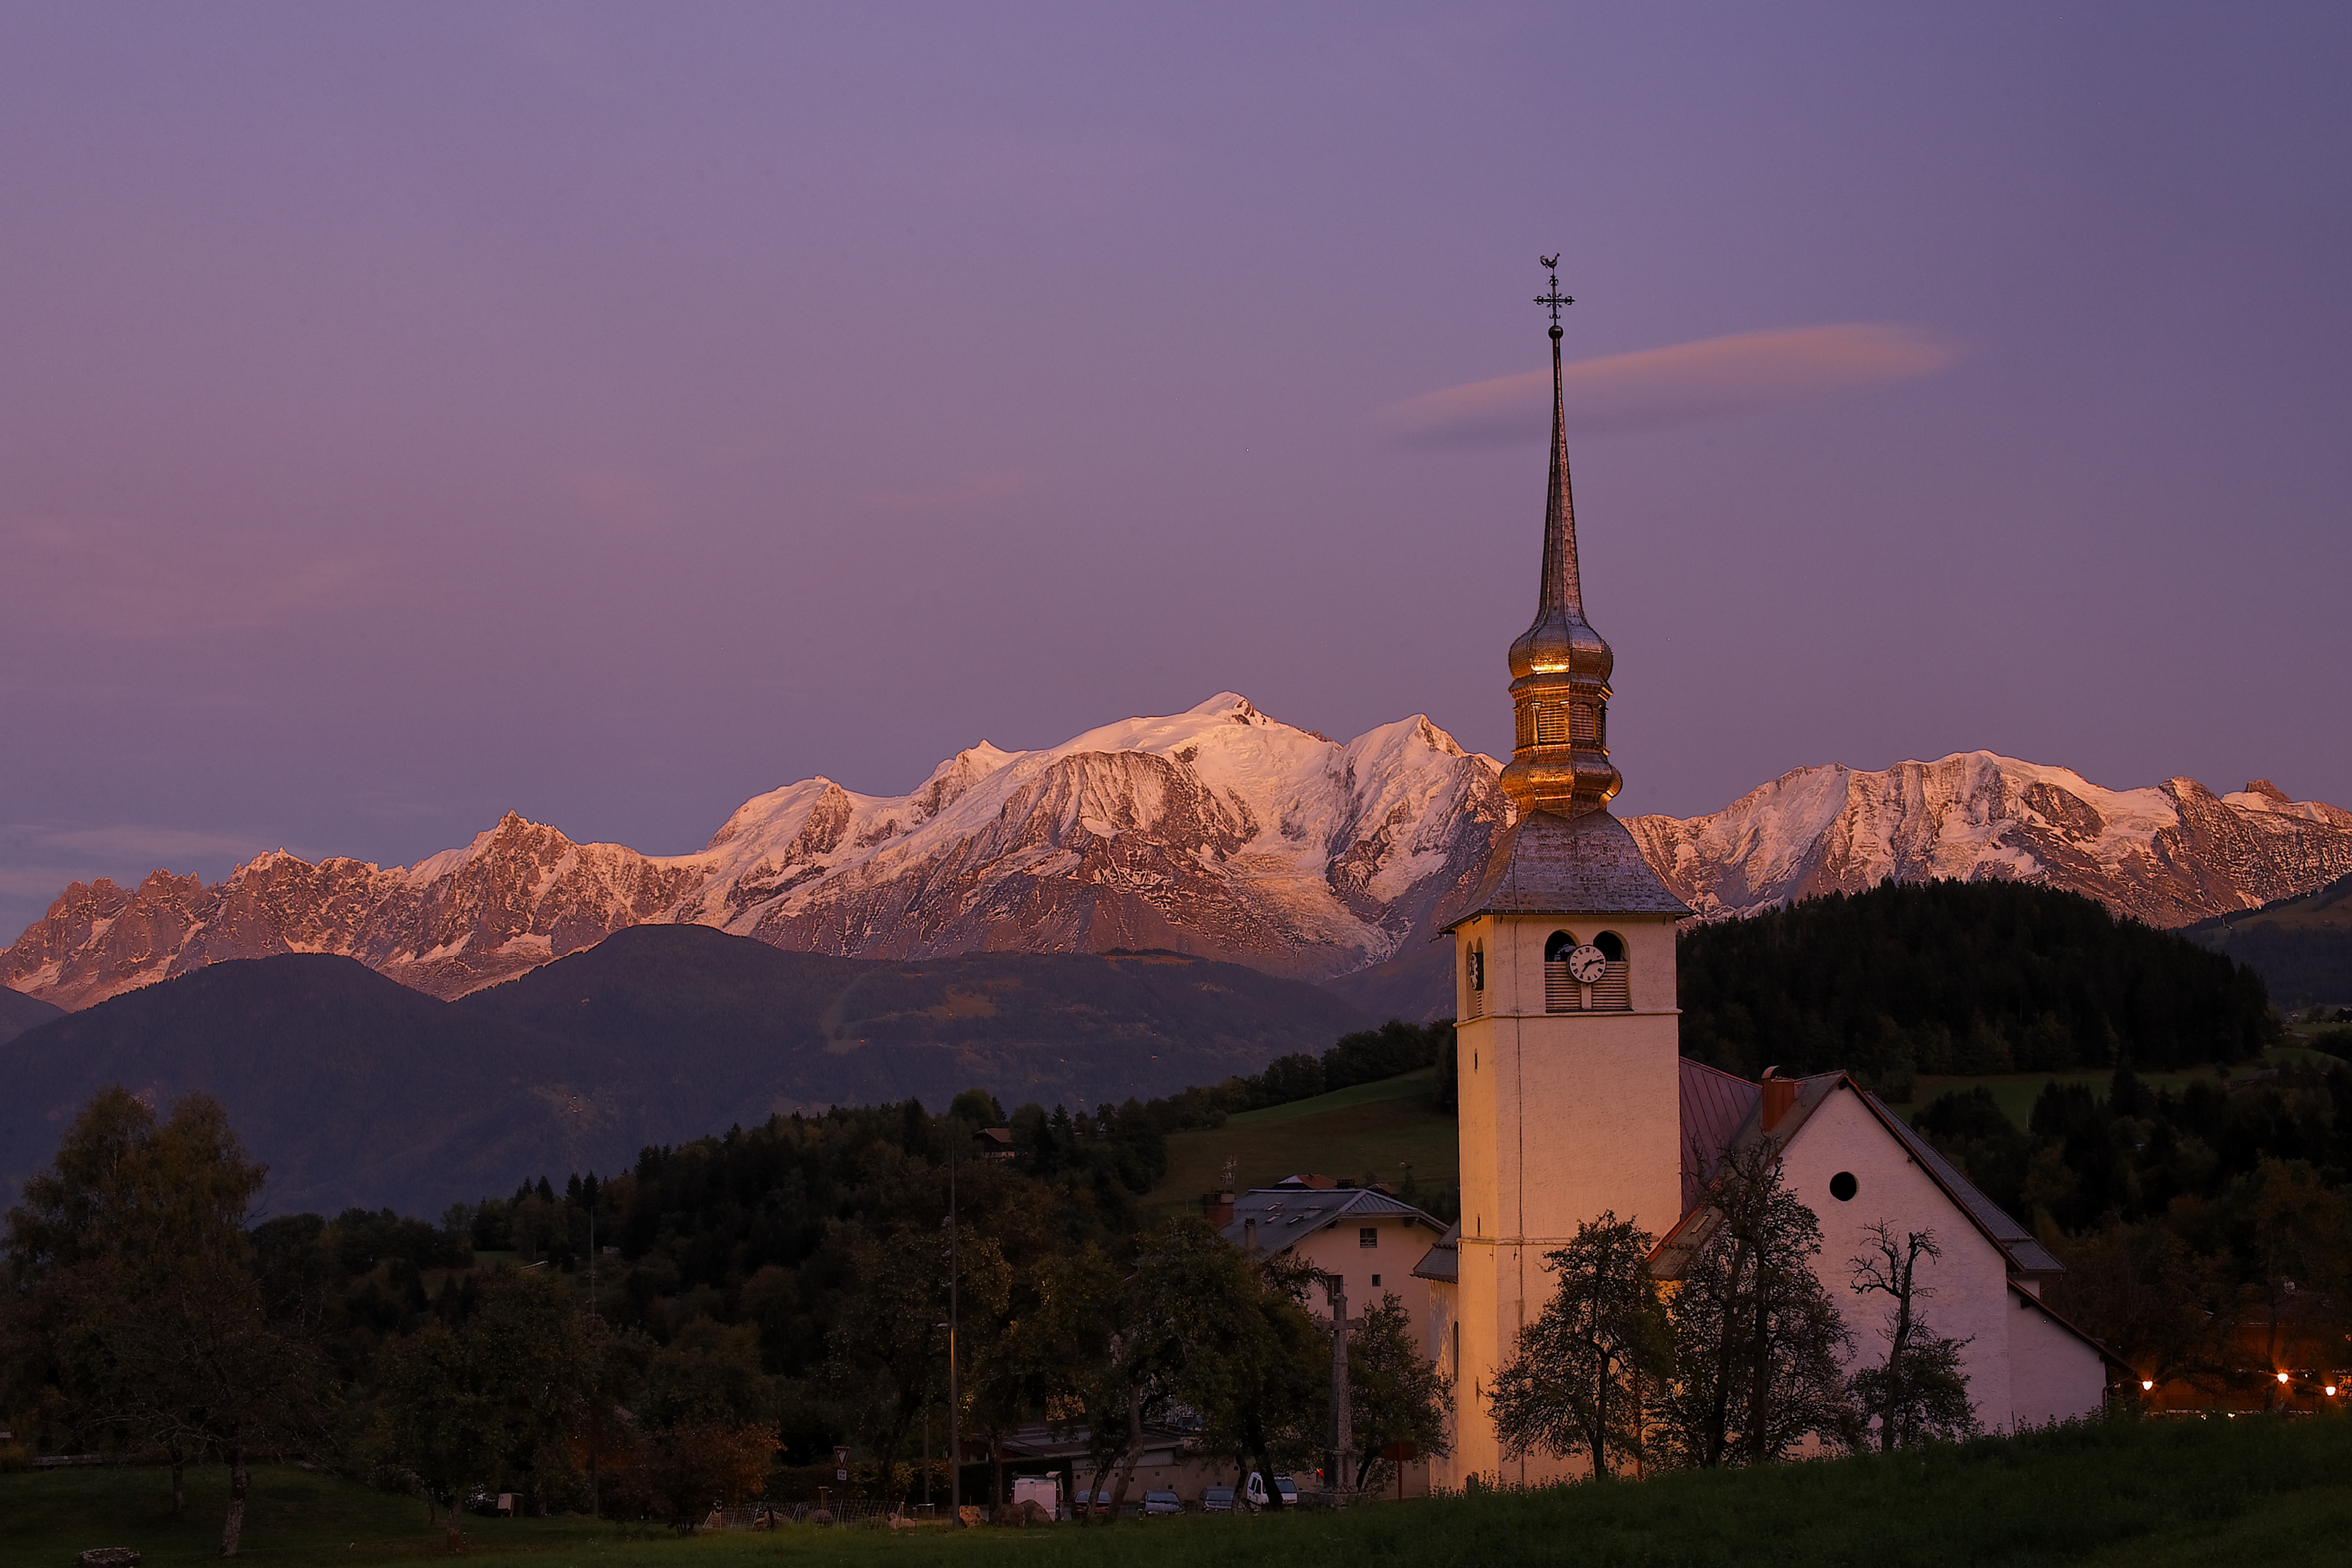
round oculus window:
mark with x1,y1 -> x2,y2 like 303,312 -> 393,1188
1829,1171 -> 1859,1203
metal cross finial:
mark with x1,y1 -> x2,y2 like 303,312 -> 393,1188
1534,255 -> 1573,333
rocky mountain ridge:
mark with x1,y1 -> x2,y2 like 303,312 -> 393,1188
1630,756 -> 2352,929
6,694 -> 2349,1013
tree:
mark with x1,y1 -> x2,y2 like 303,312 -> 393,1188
824,1223 -> 1008,1485
2229,1161 -> 2352,1401
604,1419 -> 778,1531
990,1244 -> 1133,1525
1488,1212 -> 1669,1480
1845,1223 -> 1977,1448
374,1266 -> 602,1526
2049,1219 -> 2230,1394
1346,1292 -> 1452,1489
1656,1142 -> 1857,1467
1115,1218 -> 1324,1512
3,1088 -> 323,1556
642,1320 -> 770,1428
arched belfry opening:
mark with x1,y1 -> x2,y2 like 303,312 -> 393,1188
1465,942 -> 1487,1019
1593,930 -> 1631,1011
1542,931 -> 1579,1012
1540,928 -> 1632,1012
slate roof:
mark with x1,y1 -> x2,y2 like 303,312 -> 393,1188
1218,1186 -> 1447,1254
1411,1221 -> 1460,1284
1679,1058 -> 1760,1213
1439,808 -> 1691,929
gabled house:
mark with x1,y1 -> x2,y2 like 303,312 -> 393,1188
1216,1180 -> 1452,1338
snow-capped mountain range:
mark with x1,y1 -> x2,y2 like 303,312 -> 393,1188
6,694 -> 2350,1014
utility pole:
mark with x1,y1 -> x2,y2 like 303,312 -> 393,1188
948,1138 -> 961,1524
1322,1271 -> 1352,1505
587,1202 -> 600,1520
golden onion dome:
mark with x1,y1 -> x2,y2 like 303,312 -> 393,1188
1498,277 -> 1620,819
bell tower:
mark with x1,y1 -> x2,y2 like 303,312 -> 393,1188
1439,258 -> 1689,1486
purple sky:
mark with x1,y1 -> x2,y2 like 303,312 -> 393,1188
4,3 -> 2349,938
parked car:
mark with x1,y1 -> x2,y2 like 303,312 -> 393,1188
1242,1472 -> 1300,1510
1143,1490 -> 1182,1516
1202,1485 -> 1236,1514
1072,1488 -> 1114,1519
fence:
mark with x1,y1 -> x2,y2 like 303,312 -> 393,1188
704,1501 -> 941,1530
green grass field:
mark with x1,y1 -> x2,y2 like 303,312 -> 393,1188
8,1416 -> 2352,1568
1908,1067 -> 2217,1130
1911,1045 -> 2342,1130
1144,1052 -> 2330,1221
1146,1069 -> 1456,1216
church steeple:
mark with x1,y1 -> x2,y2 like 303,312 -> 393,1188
1499,255 -> 1621,819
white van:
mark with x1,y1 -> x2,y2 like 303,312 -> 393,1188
1012,1475 -> 1061,1517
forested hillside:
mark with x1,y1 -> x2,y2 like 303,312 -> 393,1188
0,932 -> 1370,1214
2183,870 -> 2352,1012
1676,879 -> 2278,1087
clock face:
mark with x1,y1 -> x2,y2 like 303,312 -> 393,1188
1567,944 -> 1607,983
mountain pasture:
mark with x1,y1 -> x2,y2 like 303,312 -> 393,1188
1147,1068 -> 1459,1218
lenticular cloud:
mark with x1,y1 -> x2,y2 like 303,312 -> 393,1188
1376,323 -> 1958,447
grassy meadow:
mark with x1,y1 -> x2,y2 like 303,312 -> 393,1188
8,1415 -> 2352,1568
1139,1049 -> 2346,1220
1145,1068 -> 1456,1216
1911,1042 -> 2346,1129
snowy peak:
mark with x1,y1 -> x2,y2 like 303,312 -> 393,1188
6,710 -> 2348,1016
1624,752 -> 2352,928
678,694 -> 1503,977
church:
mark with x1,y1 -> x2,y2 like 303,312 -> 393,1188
1410,266 -> 2117,1486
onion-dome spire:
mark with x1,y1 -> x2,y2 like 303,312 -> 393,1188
1499,255 -> 1620,819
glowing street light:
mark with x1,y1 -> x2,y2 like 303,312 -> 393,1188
2278,1372 -> 2292,1386
2140,1379 -> 2154,1392
2327,1386 -> 2339,1398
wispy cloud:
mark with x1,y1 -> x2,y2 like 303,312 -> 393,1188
0,516 -> 373,637
0,823 -> 271,866
1375,323 -> 1959,448
856,467 -> 1050,512
0,822 -> 276,936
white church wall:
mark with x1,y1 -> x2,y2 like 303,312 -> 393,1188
1777,1086 -> 2019,1431
1446,908 -> 1684,1487
2005,1288 -> 2109,1430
